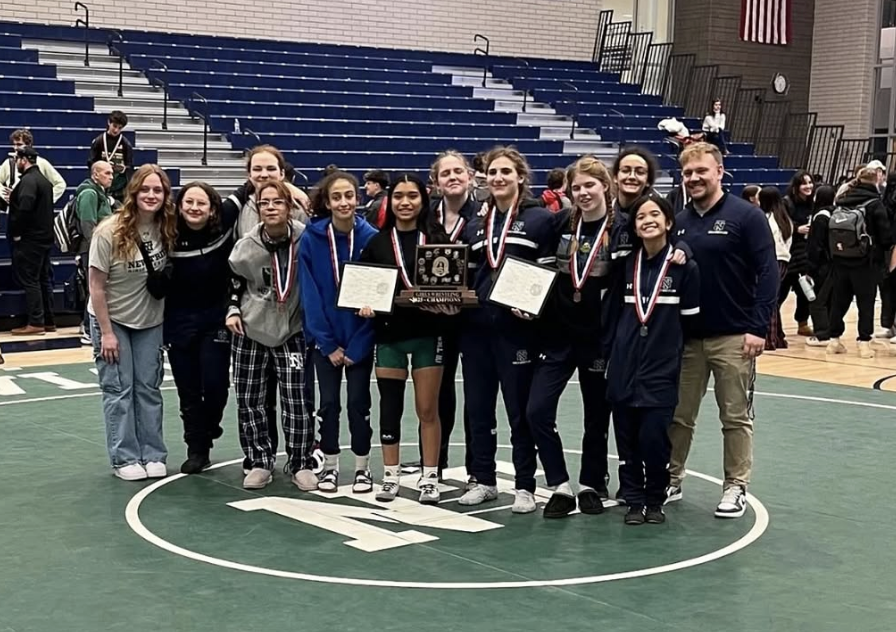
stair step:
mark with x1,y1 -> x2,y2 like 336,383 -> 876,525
145,138 -> 234,150
53,65 -> 144,80
93,95 -> 174,108
561,140 -> 613,154
472,87 -> 527,100
179,167 -> 247,179
121,112 -> 196,125
22,40 -> 111,55
137,128 -> 227,140
452,76 -> 510,88
157,149 -> 244,161
431,65 -> 481,75
75,82 -> 161,95
30,49 -> 120,65
58,72 -> 151,86
540,128 -> 599,140
517,112 -> 572,125
495,101 -> 556,114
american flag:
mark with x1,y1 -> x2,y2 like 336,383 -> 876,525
740,0 -> 791,46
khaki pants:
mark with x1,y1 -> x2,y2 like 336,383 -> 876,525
669,335 -> 755,489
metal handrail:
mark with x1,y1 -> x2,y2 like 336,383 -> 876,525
242,128 -> 262,146
473,34 -> 490,88
150,59 -> 169,130
74,2 -> 89,67
563,81 -> 579,140
190,92 -> 208,166
107,29 -> 124,97
514,58 -> 530,113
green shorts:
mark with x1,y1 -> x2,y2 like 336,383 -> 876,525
375,336 -> 444,371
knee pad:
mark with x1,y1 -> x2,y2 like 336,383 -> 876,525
377,378 -> 406,445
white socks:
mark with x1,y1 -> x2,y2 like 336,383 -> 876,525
555,482 -> 574,497
324,454 -> 338,470
383,465 -> 399,481
422,466 -> 438,481
355,454 -> 370,471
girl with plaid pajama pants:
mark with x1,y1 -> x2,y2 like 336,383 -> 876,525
226,180 -> 316,491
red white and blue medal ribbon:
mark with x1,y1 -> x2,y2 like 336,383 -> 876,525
633,244 -> 673,336
570,215 -> 609,301
327,223 -> 354,285
486,202 -> 517,270
437,200 -> 466,243
391,228 -> 426,289
271,235 -> 297,307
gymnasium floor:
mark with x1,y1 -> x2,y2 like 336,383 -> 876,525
2,304 -> 895,631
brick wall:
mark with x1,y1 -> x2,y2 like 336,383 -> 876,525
810,0 -> 879,136
673,0 -> 816,114
0,0 -> 605,61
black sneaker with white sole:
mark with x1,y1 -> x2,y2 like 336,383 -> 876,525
624,506 -> 645,525
715,485 -> 747,519
665,484 -> 682,504
645,506 -> 666,524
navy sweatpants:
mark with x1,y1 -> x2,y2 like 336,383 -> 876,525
526,340 -> 610,489
437,331 -> 472,472
166,323 -> 231,453
460,327 -> 537,492
613,405 -> 673,508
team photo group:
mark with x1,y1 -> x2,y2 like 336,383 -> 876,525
75,138 -> 773,527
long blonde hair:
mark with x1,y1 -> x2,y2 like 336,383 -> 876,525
111,164 -> 177,259
566,155 -> 615,249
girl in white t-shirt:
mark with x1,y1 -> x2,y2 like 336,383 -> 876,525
88,164 -> 177,481
759,186 -> 793,351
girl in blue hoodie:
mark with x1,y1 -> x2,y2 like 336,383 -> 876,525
300,171 -> 378,494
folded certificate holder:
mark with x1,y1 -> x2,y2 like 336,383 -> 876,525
396,244 -> 479,307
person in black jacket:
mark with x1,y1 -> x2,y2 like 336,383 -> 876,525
827,169 -> 893,357
805,185 -> 836,346
877,172 -> 896,337
166,182 -> 239,474
5,147 -> 55,335
780,171 -> 814,339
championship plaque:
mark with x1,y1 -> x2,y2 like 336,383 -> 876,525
395,244 -> 478,307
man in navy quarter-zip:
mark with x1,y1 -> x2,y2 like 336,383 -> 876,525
667,143 -> 777,519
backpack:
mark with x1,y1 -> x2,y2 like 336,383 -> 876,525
828,199 -> 874,259
541,189 -> 566,213
54,194 -> 84,254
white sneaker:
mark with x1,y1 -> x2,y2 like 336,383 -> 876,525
144,462 -> 167,479
715,486 -> 748,519
874,326 -> 894,339
826,338 -> 847,355
858,341 -> 875,359
376,479 -> 400,502
805,336 -> 827,348
243,468 -> 273,489
511,489 -> 537,514
114,464 -> 147,481
419,480 -> 441,505
458,483 -> 498,506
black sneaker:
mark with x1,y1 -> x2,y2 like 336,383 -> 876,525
543,493 -> 577,519
180,452 -> 211,475
596,485 -> 610,501
665,484 -> 683,504
624,506 -> 645,525
577,489 -> 605,515
645,506 -> 666,524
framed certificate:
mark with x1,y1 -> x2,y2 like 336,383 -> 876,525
336,262 -> 399,314
487,255 -> 558,318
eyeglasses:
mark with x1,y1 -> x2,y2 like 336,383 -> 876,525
258,198 -> 287,209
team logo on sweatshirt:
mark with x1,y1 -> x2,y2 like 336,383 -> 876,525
709,220 -> 728,235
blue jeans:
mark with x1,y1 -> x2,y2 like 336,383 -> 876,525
90,316 -> 167,468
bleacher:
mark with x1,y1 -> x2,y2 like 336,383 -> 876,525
0,20 -> 795,322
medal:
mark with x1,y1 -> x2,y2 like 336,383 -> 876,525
437,200 -> 467,243
633,244 -> 673,337
103,132 -> 124,165
327,223 -> 354,285
391,228 -> 426,289
570,215 -> 609,297
271,228 -> 296,308
486,202 -> 517,270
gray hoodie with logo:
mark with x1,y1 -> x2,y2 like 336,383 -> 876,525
227,220 -> 305,348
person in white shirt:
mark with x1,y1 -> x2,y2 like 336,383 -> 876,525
0,129 -> 67,205
759,186 -> 793,351
702,100 -> 729,156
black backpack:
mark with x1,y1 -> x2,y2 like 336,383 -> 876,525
829,199 -> 874,259
53,194 -> 84,254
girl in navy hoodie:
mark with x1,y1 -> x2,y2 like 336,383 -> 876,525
603,193 -> 700,525
300,171 -> 378,494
